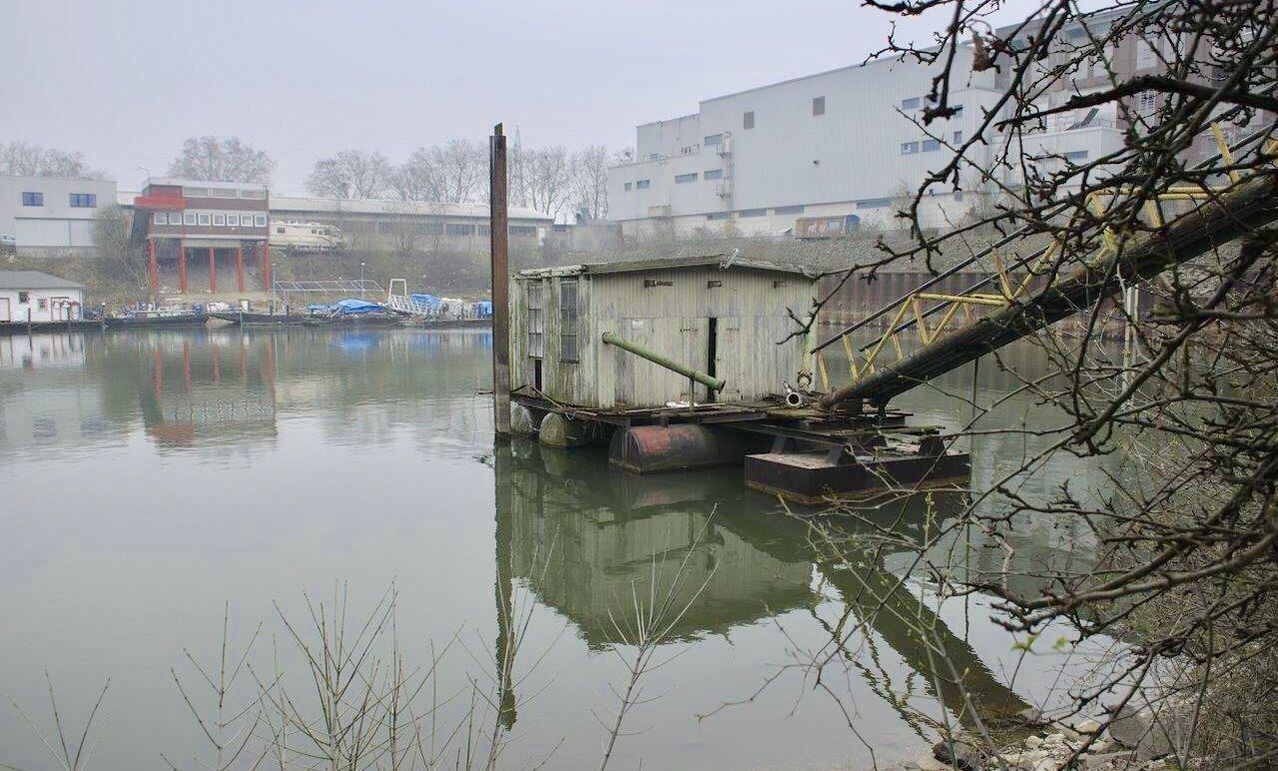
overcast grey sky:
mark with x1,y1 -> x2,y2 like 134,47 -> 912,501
3,0 -> 1015,194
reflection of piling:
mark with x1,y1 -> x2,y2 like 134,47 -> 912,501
493,444 -> 518,728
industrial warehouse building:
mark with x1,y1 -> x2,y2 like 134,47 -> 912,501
606,7 -> 1153,239
0,175 -> 118,257
509,255 -> 815,409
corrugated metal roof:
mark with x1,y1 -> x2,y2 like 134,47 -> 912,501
517,253 -> 816,279
0,271 -> 86,289
270,196 -> 551,222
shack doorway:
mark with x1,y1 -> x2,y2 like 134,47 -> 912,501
706,317 -> 718,404
533,358 -> 543,392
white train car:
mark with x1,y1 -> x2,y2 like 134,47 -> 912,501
268,221 -> 345,252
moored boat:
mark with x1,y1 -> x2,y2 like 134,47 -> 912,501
210,310 -> 309,326
105,308 -> 208,328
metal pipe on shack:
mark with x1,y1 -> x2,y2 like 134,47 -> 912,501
601,331 -> 725,393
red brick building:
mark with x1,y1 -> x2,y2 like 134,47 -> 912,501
132,179 -> 271,296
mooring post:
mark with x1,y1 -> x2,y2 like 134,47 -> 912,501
489,123 -> 512,436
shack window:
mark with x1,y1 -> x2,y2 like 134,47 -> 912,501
560,280 -> 579,362
527,283 -> 545,358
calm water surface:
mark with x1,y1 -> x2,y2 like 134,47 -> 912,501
0,328 -> 1115,770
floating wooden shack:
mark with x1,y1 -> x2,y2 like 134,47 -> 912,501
504,253 -> 970,503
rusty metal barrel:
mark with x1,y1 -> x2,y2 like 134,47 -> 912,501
608,424 -> 750,474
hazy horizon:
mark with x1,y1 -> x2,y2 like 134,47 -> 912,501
4,0 -> 1029,195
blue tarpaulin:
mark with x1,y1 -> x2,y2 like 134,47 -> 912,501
473,301 -> 493,318
410,293 -> 443,311
334,299 -> 385,316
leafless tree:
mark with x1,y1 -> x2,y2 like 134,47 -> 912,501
513,145 -> 572,221
770,0 -> 1278,766
570,145 -> 610,221
306,149 -> 392,199
167,136 -> 275,184
0,140 -> 108,179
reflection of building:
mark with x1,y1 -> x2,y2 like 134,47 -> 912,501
0,175 -> 118,257
0,271 -> 86,322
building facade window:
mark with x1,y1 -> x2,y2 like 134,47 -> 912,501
21,192 -> 43,206
674,173 -> 697,184
901,142 -> 919,155
774,204 -> 805,215
254,214 -> 267,227
706,212 -> 729,220
227,214 -> 240,227
1063,150 -> 1090,162
635,179 -> 650,189
69,193 -> 97,208
198,213 -> 211,226
739,208 -> 767,217
624,182 -> 632,191
812,96 -> 825,116
184,212 -> 197,225
703,169 -> 723,180
704,134 -> 723,146
527,283 -> 544,358
953,131 -> 963,143
18,291 -> 29,303
153,212 -> 166,225
743,111 -> 755,129
921,139 -> 941,152
213,213 -> 226,226
446,223 -> 475,236
901,97 -> 921,109
510,225 -> 537,236
954,191 -> 964,202
858,198 -> 892,208
478,224 -> 491,236
559,280 -> 579,362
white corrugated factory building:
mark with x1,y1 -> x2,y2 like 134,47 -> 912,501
607,12 -> 1133,239
0,271 -> 87,322
0,175 -> 119,257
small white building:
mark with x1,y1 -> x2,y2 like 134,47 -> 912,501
0,271 -> 87,322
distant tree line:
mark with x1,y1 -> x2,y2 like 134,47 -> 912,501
2,134 -> 626,224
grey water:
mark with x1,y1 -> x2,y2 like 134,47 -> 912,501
0,328 -> 1115,770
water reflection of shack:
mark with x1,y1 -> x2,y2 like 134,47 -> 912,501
503,445 -> 817,648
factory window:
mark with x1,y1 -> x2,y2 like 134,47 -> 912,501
198,213 -> 211,226
774,204 -> 805,215
69,193 -> 97,208
921,139 -> 941,152
240,189 -> 266,200
858,198 -> 892,208
743,111 -> 755,130
704,169 -> 723,180
446,223 -> 475,236
704,134 -> 723,146
901,97 -> 921,109
675,173 -> 697,184
527,283 -> 544,358
153,212 -> 166,225
254,214 -> 267,227
422,222 -> 444,235
276,226 -> 286,234
510,225 -> 537,237
184,212 -> 197,226
184,187 -> 208,197
478,224 -> 491,236
812,96 -> 825,116
954,192 -> 964,202
21,192 -> 43,206
18,291 -> 29,303
739,208 -> 767,217
635,179 -> 650,190
1063,150 -> 1090,162
209,188 -> 237,198
560,280 -> 579,362
706,212 -> 729,220
227,214 -> 239,227
213,213 -> 226,226
624,182 -> 632,191
954,131 -> 963,143
680,145 -> 699,155
901,142 -> 919,155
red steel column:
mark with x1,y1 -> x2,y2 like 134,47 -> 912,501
148,239 -> 158,295
178,241 -> 187,294
261,241 -> 272,292
236,246 -> 244,292
208,247 -> 216,293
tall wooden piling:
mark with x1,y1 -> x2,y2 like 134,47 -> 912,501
489,123 -> 512,436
